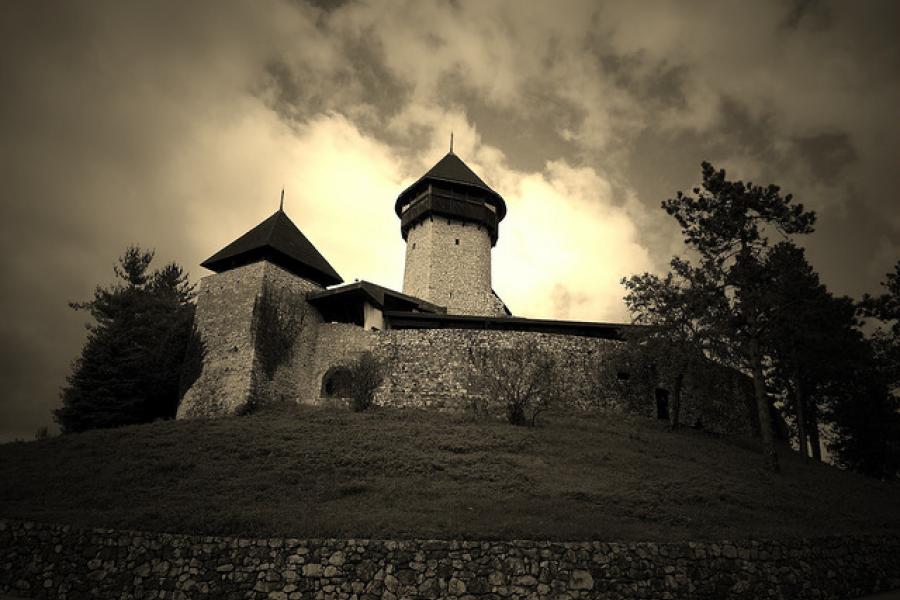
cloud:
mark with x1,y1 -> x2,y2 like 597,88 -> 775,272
2,0 -> 899,440
493,161 -> 653,321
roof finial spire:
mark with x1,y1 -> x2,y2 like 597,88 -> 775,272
279,188 -> 284,212
450,131 -> 454,154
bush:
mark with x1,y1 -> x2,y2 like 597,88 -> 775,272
467,339 -> 560,426
347,352 -> 385,412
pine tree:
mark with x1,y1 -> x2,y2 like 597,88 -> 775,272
763,242 -> 861,462
662,162 -> 816,472
55,247 -> 197,433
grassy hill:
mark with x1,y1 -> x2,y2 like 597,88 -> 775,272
1,404 -> 898,541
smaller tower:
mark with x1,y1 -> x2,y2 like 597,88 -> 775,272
178,205 -> 341,419
396,150 -> 507,316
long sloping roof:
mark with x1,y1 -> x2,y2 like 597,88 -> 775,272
395,152 -> 506,218
309,280 -> 445,313
382,311 -> 631,340
201,209 -> 342,287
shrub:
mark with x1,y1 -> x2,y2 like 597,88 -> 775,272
347,352 -> 385,412
252,281 -> 305,381
466,339 -> 561,426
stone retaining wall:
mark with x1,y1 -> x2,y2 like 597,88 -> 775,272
2,519 -> 898,600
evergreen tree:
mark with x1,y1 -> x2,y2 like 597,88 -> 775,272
55,247 -> 197,433
763,242 -> 860,461
832,260 -> 900,478
662,162 -> 816,472
860,260 -> 900,393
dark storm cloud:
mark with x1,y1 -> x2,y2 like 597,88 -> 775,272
2,0 -> 899,441
793,133 -> 857,186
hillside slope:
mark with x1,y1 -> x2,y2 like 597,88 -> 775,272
0,405 -> 897,541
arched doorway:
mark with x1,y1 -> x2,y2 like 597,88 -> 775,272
321,366 -> 354,399
655,388 -> 670,420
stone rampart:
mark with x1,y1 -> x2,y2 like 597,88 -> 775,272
2,519 -> 898,599
177,261 -> 758,437
302,327 -> 755,437
372,329 -> 625,414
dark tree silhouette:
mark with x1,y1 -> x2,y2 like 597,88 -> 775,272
662,162 -> 816,472
55,247 -> 196,433
832,260 -> 900,478
763,242 -> 861,461
860,260 -> 900,338
859,260 -> 900,396
622,269 -> 709,430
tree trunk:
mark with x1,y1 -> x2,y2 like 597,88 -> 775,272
750,336 -> 780,473
670,371 -> 684,430
808,400 -> 822,462
792,364 -> 809,460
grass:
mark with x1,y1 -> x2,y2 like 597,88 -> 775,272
0,404 -> 898,541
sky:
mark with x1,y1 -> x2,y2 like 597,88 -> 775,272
1,0 -> 898,441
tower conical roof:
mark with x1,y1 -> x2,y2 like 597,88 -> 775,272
395,152 -> 506,219
201,209 -> 342,287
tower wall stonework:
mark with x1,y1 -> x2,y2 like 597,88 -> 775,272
178,261 -> 325,419
402,217 -> 505,316
176,262 -> 268,419
252,263 -> 326,407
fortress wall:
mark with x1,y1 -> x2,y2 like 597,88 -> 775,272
302,325 -> 758,436
3,519 -> 898,600
176,262 -> 268,419
371,329 -> 627,413
255,263 -> 327,407
305,323 -> 377,401
180,266 -> 758,436
403,218 -> 504,316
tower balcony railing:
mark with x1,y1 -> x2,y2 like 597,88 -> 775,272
400,191 -> 500,245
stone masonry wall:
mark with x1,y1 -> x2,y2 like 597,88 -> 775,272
255,263 -> 327,407
2,519 -> 898,600
371,329 -> 626,414
177,259 -> 756,436
178,262 -> 326,418
403,217 -> 505,317
300,326 -> 757,437
177,262 -> 268,419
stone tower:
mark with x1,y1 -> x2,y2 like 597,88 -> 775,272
395,150 -> 508,316
177,206 -> 342,419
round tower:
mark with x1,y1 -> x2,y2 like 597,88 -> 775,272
395,150 -> 508,316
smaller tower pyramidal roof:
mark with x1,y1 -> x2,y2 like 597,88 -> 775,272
201,207 -> 342,287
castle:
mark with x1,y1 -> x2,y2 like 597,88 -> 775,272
177,149 -> 757,435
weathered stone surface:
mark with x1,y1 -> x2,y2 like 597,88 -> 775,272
1,519 -> 896,600
403,216 -> 505,317
178,259 -> 757,437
